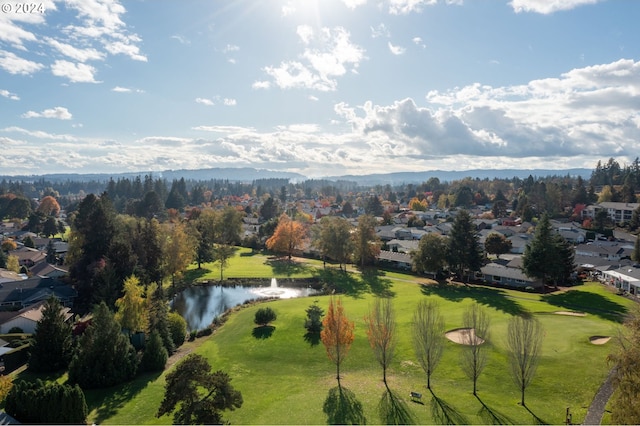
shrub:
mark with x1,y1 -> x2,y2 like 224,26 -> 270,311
254,307 -> 277,327
5,379 -> 87,424
167,312 -> 187,348
7,327 -> 23,334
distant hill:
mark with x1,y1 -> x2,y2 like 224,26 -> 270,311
326,168 -> 593,185
0,167 -> 592,185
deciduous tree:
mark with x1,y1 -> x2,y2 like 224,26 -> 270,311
156,353 -> 243,424
507,315 -> 544,407
352,214 -> 380,268
411,233 -> 447,279
609,306 -> 640,424
484,232 -> 512,259
114,275 -> 148,334
266,213 -> 307,260
312,216 -> 354,269
364,297 -> 396,388
412,300 -> 445,390
163,221 -> 195,289
460,303 -> 490,396
36,195 -> 60,217
321,297 -> 355,385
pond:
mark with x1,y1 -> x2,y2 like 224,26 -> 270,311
172,278 -> 320,331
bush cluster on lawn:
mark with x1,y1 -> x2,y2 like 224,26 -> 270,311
5,379 -> 87,424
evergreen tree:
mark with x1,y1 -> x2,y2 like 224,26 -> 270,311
68,302 -> 139,389
140,330 -> 168,373
147,283 -> 176,355
28,296 -> 73,373
446,210 -> 483,281
5,380 -> 87,424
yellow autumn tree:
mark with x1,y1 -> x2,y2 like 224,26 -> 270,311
115,275 -> 148,334
320,297 -> 355,386
266,213 -> 307,260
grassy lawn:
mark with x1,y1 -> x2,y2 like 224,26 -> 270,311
183,247 -> 324,282
93,268 -> 635,425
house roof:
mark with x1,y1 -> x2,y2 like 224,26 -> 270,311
481,263 -> 536,283
0,276 -> 77,306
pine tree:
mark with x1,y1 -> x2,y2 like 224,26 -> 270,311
68,302 -> 139,389
28,296 -> 73,373
447,209 -> 483,281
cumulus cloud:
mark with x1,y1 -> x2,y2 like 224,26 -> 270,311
51,60 -> 99,83
0,50 -> 44,75
263,27 -> 365,92
0,0 -> 145,80
510,0 -> 601,14
0,89 -> 19,100
21,106 -> 73,120
223,98 -> 237,106
196,97 -> 215,106
388,42 -> 406,55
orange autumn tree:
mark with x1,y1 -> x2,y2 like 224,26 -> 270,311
320,297 -> 355,386
266,213 -> 307,260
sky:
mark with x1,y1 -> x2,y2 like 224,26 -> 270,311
1,0 -> 639,178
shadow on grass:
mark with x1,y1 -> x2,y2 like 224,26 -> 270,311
323,385 -> 367,425
429,389 -> 469,425
252,325 -> 275,339
85,371 -> 161,424
303,331 -> 321,346
420,282 -> 528,316
475,395 -> 515,425
266,257 -> 315,277
378,388 -> 417,425
361,268 -> 395,297
318,268 -> 367,298
540,290 -> 628,323
183,267 -> 212,283
525,405 -> 548,425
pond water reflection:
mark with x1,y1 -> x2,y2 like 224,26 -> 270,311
172,280 -> 319,331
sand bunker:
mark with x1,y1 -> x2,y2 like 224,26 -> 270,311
554,311 -> 586,317
589,336 -> 611,345
445,328 -> 485,345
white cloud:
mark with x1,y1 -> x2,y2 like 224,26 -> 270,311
388,0 -> 438,15
46,38 -> 105,62
21,106 -> 73,120
297,25 -> 314,45
111,86 -> 144,93
196,97 -> 215,106
2,126 -> 78,141
0,89 -> 19,100
388,42 -> 406,55
340,0 -> 368,8
223,98 -> 237,106
104,40 -> 147,62
371,24 -> 391,39
412,37 -> 426,48
51,60 -> 99,83
510,0 -> 601,14
223,44 -> 240,53
0,50 -> 44,75
171,35 -> 190,44
192,125 -> 255,133
264,27 -> 365,92
252,80 -> 271,90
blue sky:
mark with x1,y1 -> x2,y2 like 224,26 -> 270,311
1,0 -> 639,177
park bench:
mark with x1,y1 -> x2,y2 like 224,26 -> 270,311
410,391 -> 422,402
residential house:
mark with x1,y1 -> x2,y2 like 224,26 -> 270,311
0,300 -> 73,334
9,246 -> 47,269
601,265 -> 640,296
376,250 -> 413,271
574,242 -> 630,262
0,276 -> 77,309
386,239 -> 419,253
479,263 -> 543,290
